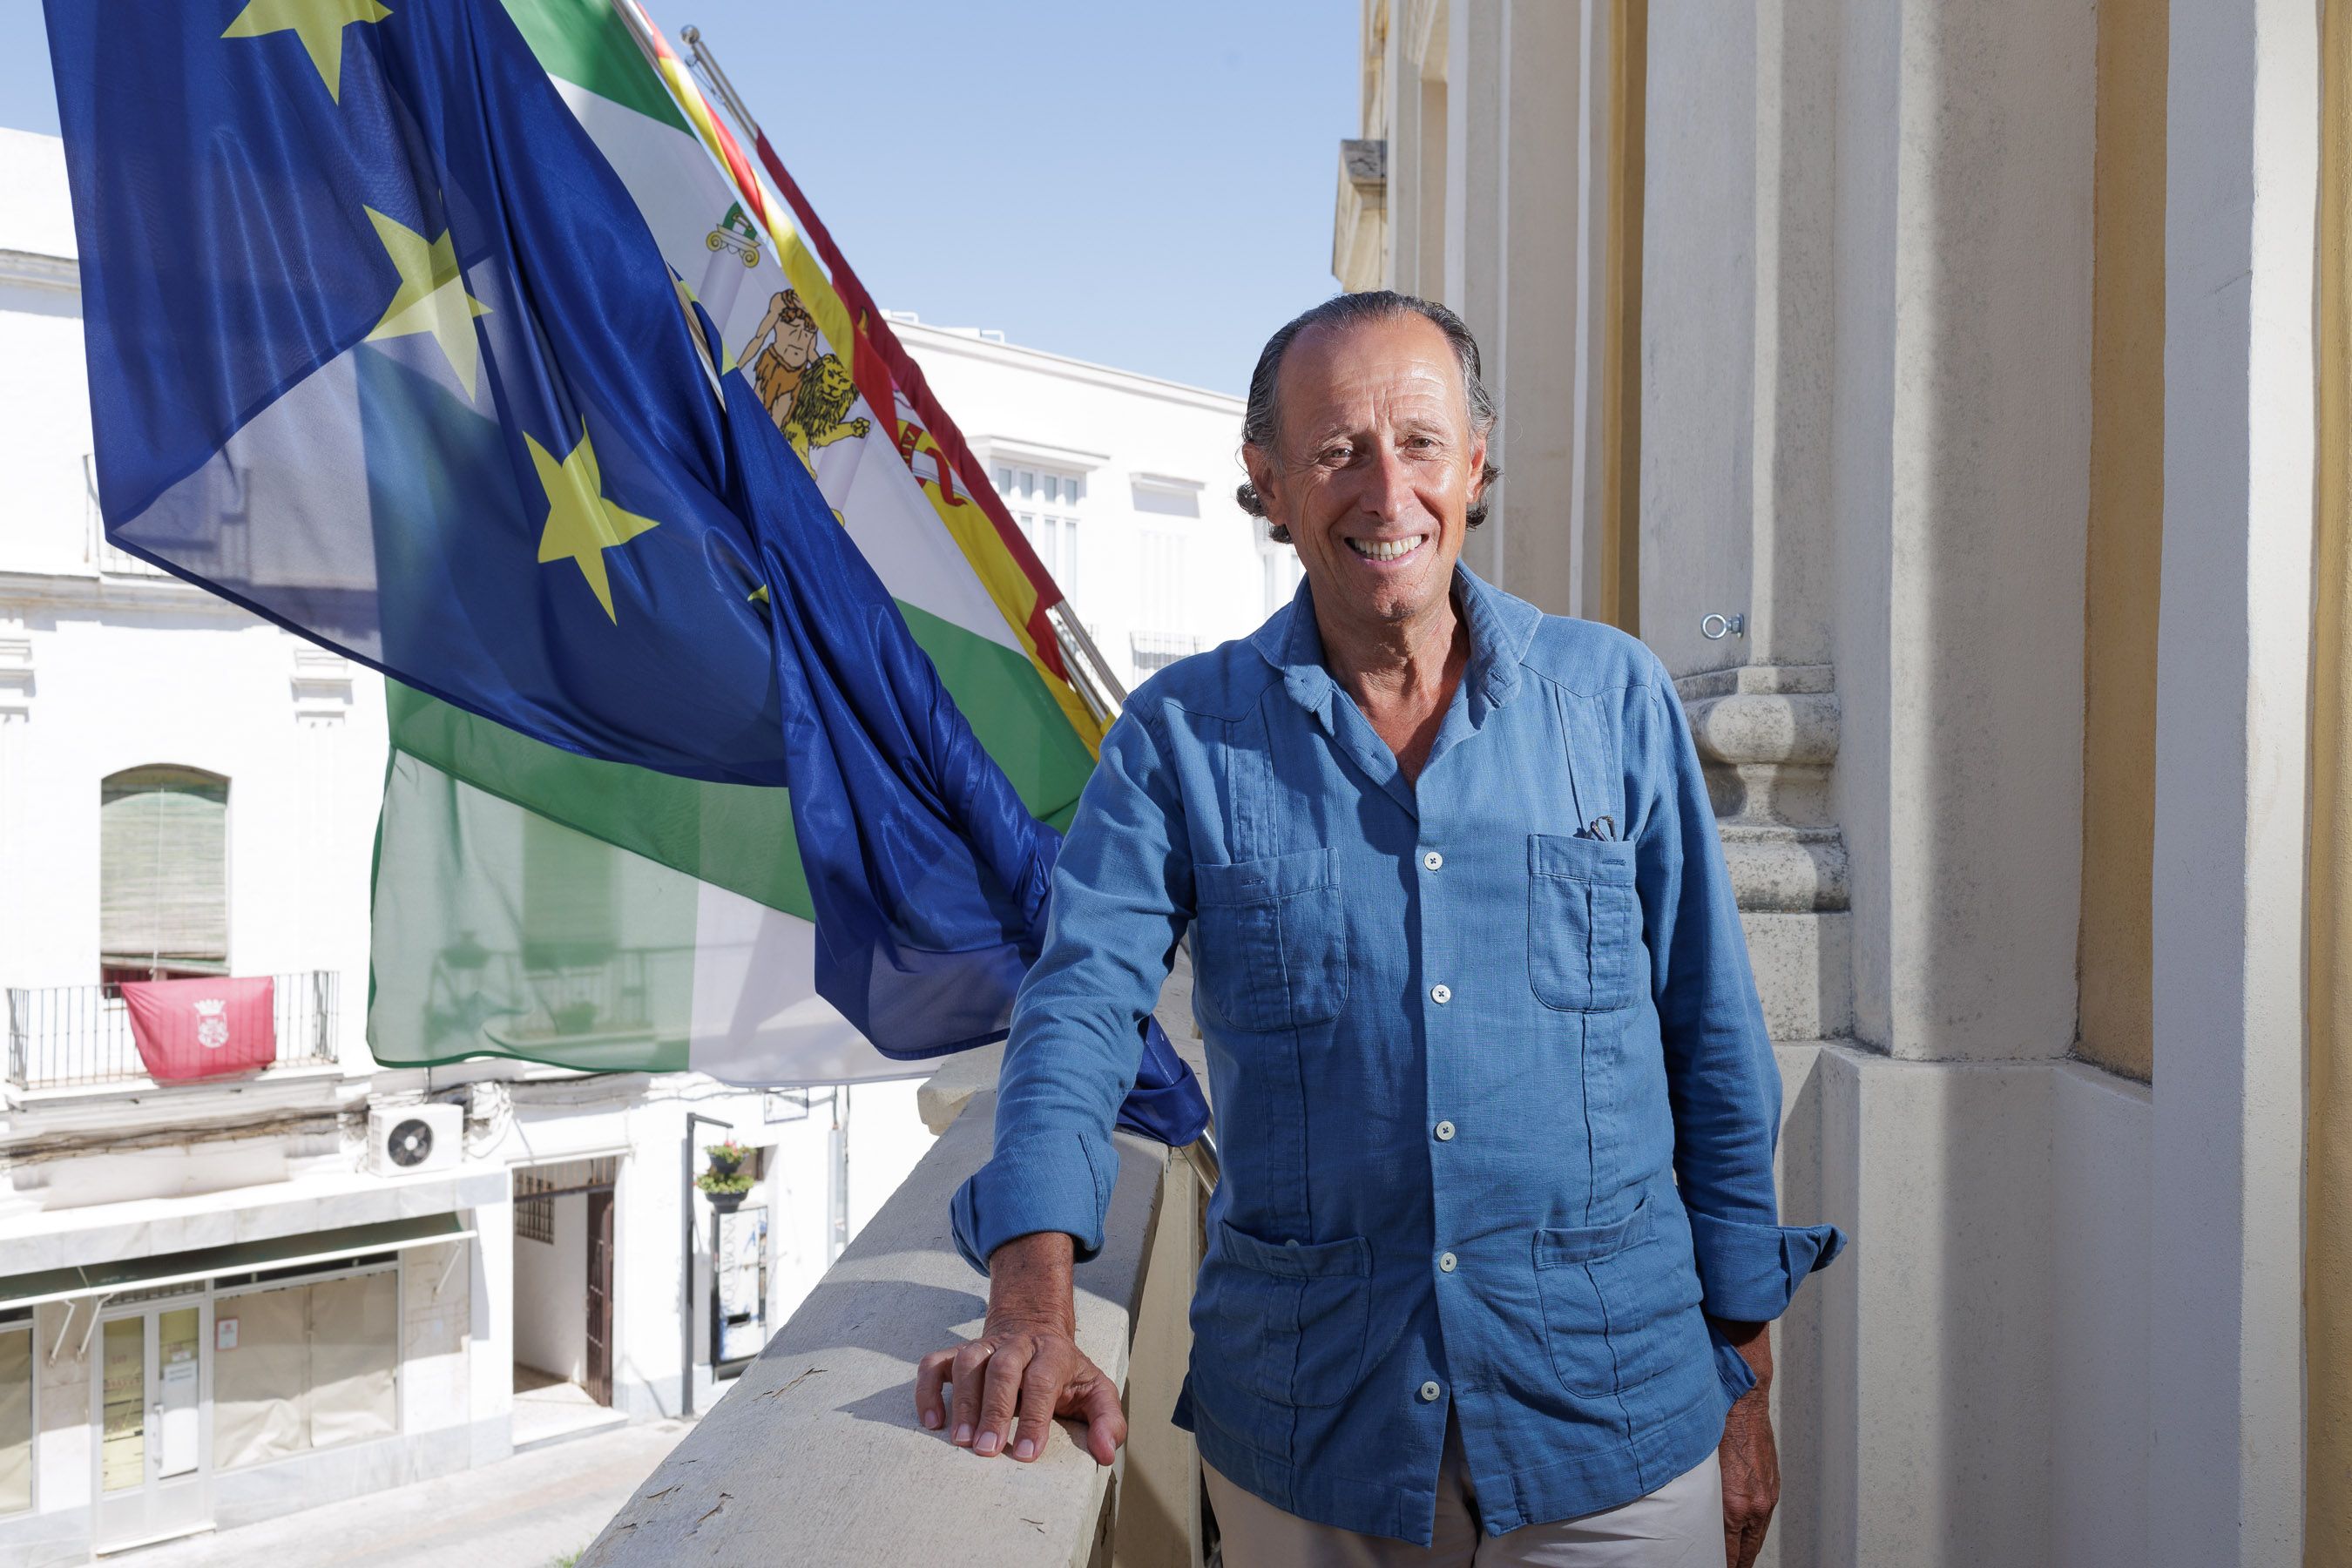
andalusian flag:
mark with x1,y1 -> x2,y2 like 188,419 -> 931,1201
366,0 -> 1113,1081
47,0 -> 1206,1139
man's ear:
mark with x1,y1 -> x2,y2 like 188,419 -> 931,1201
1241,443 -> 1279,512
1466,431 -> 1489,507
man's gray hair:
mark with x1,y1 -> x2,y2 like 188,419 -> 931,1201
1236,290 -> 1503,543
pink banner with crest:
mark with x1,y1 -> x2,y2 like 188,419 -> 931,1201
118,976 -> 276,1081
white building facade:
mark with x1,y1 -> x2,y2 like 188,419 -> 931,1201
888,315 -> 1280,690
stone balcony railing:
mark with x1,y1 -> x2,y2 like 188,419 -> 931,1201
584,975 -> 1211,1568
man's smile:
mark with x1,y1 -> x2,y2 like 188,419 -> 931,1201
1345,532 -> 1429,564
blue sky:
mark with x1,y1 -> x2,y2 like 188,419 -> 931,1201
0,0 -> 1358,395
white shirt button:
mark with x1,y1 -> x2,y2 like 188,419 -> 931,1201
1423,850 -> 1443,871
1439,1252 -> 1457,1273
1434,1119 -> 1456,1142
1430,983 -> 1452,1005
1418,1380 -> 1443,1403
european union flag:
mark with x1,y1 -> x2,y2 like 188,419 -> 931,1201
46,0 -> 1206,1141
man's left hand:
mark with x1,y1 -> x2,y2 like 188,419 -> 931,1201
1713,1319 -> 1777,1568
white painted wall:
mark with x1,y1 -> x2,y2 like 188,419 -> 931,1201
891,321 -> 1273,685
844,1079 -> 933,1240
511,1192 -> 587,1383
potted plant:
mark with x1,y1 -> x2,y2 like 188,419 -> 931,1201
698,1140 -> 754,1213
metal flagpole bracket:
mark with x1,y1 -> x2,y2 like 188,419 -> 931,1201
676,23 -> 765,145
1180,1130 -> 1220,1197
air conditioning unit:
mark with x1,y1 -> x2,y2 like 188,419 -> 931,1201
368,1103 -> 463,1178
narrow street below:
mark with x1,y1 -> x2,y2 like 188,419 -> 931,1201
113,1423 -> 689,1568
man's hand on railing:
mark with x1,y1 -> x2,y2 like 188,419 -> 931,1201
914,1230 -> 1127,1467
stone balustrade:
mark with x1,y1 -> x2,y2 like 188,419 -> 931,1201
584,975 -> 1207,1568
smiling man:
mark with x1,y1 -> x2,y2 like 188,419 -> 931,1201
916,292 -> 1844,1567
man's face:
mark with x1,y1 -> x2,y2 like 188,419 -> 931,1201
1244,314 -> 1485,639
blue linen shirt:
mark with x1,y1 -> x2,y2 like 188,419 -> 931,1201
950,565 -> 1844,1544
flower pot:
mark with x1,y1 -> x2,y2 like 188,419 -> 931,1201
705,1188 -> 747,1214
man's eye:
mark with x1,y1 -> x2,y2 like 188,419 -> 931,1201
1319,446 -> 1354,466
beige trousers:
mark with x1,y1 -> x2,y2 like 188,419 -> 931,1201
1204,1415 -> 1722,1567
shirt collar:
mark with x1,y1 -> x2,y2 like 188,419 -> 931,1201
1250,558 -> 1540,727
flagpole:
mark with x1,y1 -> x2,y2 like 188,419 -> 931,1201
663,18 -> 1138,727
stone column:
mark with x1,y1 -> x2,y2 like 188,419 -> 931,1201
1641,0 -> 1850,1043
1443,0 -> 1506,588
2147,0 -> 2317,1559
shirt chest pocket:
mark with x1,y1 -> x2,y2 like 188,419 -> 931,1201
1191,847 -> 1349,1032
1528,833 -> 1642,1011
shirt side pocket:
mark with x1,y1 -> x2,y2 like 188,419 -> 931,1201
1533,1192 -> 1705,1397
1192,1220 -> 1373,1408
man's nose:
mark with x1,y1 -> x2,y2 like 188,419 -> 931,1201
1356,444 -> 1415,521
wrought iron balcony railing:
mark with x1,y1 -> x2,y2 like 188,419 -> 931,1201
3,970 -> 341,1090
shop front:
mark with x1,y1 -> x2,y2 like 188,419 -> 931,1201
0,1215 -> 470,1560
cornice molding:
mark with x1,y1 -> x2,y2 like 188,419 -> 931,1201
0,569 -> 253,621
893,322 -> 1244,413
0,250 -> 78,294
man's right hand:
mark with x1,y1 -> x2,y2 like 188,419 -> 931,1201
913,1230 -> 1127,1466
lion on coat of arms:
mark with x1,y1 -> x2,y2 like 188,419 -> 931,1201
785,353 -> 871,463
740,289 -> 872,466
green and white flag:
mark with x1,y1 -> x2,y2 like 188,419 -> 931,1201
367,0 -> 1100,1080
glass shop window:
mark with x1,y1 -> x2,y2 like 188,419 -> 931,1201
0,1317 -> 29,1515
213,1269 -> 398,1470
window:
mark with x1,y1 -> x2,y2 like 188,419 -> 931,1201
213,1268 -> 398,1470
0,1315 -> 29,1516
100,767 -> 228,986
990,460 -> 1085,596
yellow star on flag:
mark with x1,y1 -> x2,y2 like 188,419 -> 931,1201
363,207 -> 490,401
530,425 -> 661,623
221,0 -> 390,103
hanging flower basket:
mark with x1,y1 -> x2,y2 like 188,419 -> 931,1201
697,1159 -> 754,1211
704,1139 -> 749,1178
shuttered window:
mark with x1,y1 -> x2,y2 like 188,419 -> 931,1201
100,767 -> 228,976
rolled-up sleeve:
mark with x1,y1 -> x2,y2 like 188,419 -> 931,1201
949,700 -> 1193,1274
1628,666 -> 1846,1322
